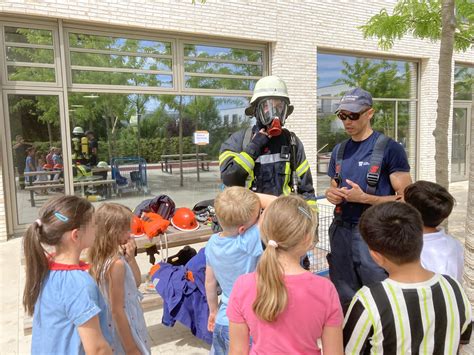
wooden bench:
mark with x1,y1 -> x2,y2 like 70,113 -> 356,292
164,160 -> 210,174
74,178 -> 116,200
24,179 -> 116,206
160,153 -> 208,174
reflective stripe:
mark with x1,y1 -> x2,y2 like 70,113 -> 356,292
306,199 -> 318,212
282,162 -> 291,195
219,151 -> 238,165
239,152 -> 255,170
296,159 -> 310,177
255,153 -> 289,164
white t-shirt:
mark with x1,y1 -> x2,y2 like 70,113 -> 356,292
421,228 -> 464,281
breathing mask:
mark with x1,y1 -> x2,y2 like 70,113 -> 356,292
256,98 -> 289,136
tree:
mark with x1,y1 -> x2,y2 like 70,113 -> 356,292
360,0 -> 473,190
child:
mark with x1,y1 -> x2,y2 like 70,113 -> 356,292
227,195 -> 344,355
205,186 -> 276,355
89,203 -> 151,355
344,202 -> 472,354
23,195 -> 112,355
24,147 -> 36,184
404,180 -> 464,281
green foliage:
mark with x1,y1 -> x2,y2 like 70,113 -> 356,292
96,136 -> 194,163
454,65 -> 474,99
360,0 -> 473,51
334,59 -> 412,98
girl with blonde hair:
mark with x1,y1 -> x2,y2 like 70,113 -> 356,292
227,195 -> 343,354
89,203 -> 151,355
23,195 -> 112,354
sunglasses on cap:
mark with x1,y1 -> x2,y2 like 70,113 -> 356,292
337,108 -> 370,121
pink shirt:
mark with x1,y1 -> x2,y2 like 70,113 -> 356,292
227,272 -> 343,354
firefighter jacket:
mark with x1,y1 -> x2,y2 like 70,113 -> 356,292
219,126 -> 317,210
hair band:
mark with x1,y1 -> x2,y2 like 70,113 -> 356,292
298,206 -> 312,220
54,212 -> 69,222
268,240 -> 278,248
35,219 -> 42,227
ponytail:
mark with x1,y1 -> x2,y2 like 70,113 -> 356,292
252,246 -> 287,322
22,195 -> 94,316
23,221 -> 49,316
253,195 -> 317,322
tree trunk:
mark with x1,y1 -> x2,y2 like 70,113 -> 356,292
47,122 -> 53,146
433,0 -> 455,190
460,81 -> 474,355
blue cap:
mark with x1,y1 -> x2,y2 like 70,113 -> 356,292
334,88 -> 373,113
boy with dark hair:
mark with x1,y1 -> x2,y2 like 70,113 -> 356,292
344,202 -> 471,354
404,180 -> 464,281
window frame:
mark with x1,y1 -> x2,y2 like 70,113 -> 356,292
0,21 -> 62,87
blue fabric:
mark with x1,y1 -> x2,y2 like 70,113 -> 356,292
328,131 -> 410,224
31,269 -> 111,355
212,324 -> 230,355
327,221 -> 387,307
205,224 -> 262,326
151,249 -> 213,344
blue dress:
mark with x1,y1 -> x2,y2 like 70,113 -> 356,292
99,256 -> 151,355
31,262 -> 112,355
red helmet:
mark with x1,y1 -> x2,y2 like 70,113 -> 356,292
43,163 -> 53,170
53,164 -> 63,170
171,208 -> 199,231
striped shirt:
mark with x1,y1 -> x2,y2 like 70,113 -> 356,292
343,274 -> 472,354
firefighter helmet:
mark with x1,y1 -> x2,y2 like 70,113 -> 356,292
72,126 -> 84,135
171,207 -> 199,231
245,76 -> 294,118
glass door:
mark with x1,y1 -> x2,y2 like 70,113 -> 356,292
451,104 -> 471,182
2,92 -> 66,229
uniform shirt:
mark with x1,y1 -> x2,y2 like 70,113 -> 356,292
344,274 -> 472,354
205,224 -> 262,326
31,262 -> 111,355
328,131 -> 410,224
421,228 -> 464,282
227,272 -> 343,354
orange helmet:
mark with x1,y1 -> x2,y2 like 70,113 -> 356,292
53,163 -> 63,170
43,163 -> 53,170
171,207 -> 199,231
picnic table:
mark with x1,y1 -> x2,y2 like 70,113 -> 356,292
23,172 -> 116,206
134,223 -> 213,254
160,153 -> 209,174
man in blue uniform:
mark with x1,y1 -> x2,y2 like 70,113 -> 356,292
219,75 -> 317,209
325,87 -> 412,307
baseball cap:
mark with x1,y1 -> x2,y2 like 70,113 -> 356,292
335,88 -> 373,113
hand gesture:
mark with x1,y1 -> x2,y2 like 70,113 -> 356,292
342,179 -> 367,203
122,238 -> 137,262
325,186 -> 346,205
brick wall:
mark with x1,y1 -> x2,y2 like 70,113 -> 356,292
0,0 -> 473,240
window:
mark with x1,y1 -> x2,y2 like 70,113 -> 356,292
67,32 -> 173,88
2,26 -> 57,83
316,52 -> 418,195
454,64 -> 474,101
183,43 -> 264,92
223,115 -> 229,125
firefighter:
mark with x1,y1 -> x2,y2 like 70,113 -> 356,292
71,126 -> 88,164
219,75 -> 317,210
